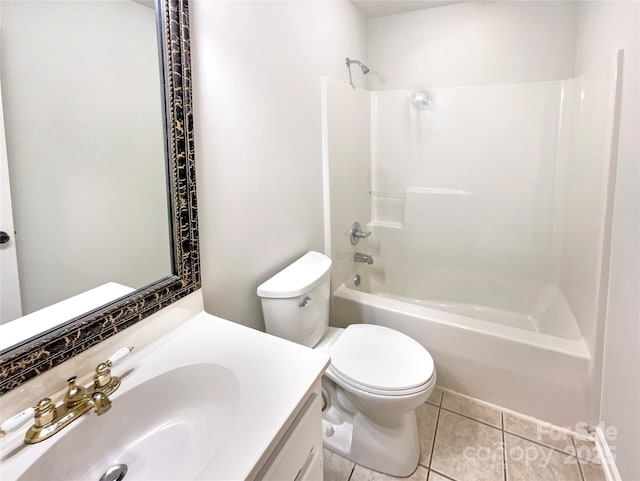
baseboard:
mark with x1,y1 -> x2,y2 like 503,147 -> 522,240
596,426 -> 622,481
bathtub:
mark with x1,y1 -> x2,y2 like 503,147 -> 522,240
331,262 -> 592,427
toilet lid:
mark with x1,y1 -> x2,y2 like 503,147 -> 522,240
330,324 -> 434,392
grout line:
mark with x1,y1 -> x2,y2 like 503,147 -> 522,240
430,468 -> 458,481
573,437 -> 587,481
572,436 -> 603,465
418,401 -> 439,469
347,462 -> 356,481
501,412 -> 507,481
426,389 -> 443,407
576,454 -> 603,465
440,406 -> 502,431
505,430 -> 578,459
427,405 -> 442,470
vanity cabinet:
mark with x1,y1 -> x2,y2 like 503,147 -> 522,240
0,303 -> 330,481
256,387 -> 324,481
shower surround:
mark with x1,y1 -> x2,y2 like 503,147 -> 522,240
321,52 -> 621,426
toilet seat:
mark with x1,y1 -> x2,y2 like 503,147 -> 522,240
328,324 -> 435,396
327,365 -> 435,396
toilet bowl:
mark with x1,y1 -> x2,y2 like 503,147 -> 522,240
257,251 -> 436,477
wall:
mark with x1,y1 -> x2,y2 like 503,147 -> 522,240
574,2 -> 640,480
1,1 -> 170,315
191,0 -> 368,330
367,1 -> 578,90
322,78 -> 371,296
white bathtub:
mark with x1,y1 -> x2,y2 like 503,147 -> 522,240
331,262 -> 592,427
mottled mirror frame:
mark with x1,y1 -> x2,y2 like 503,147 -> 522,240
0,0 -> 200,395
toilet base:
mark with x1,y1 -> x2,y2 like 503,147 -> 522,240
321,402 -> 421,477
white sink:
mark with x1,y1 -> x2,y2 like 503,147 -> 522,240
19,364 -> 239,481
0,312 -> 329,481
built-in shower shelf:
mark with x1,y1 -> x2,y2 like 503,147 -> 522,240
367,221 -> 404,229
370,187 -> 476,229
406,186 -> 474,196
371,191 -> 405,227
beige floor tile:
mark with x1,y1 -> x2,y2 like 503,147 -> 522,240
441,391 -> 502,428
504,433 -> 581,481
503,412 -> 575,455
417,402 -> 440,466
431,410 -> 504,481
578,459 -> 606,481
323,448 -> 354,481
427,387 -> 444,406
350,463 -> 428,481
573,435 -> 601,464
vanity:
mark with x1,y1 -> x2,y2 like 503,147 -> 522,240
0,291 -> 330,480
0,0 -> 329,479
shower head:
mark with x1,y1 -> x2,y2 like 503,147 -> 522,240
345,57 -> 370,88
346,57 -> 370,74
411,91 -> 432,109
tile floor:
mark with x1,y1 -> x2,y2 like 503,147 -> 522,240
323,387 -> 606,481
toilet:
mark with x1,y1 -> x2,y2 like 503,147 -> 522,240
257,251 -> 436,477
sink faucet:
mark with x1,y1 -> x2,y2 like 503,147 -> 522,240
0,347 -> 134,444
354,252 -> 374,265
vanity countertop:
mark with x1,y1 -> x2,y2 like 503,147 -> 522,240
0,310 -> 330,481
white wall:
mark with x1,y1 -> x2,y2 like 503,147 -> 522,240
1,1 -> 170,315
574,3 -> 640,480
367,1 -> 578,90
191,0 -> 367,330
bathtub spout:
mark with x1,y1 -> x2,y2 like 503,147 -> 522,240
354,252 -> 374,265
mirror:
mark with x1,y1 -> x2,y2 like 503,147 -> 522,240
0,0 -> 171,332
0,0 -> 200,395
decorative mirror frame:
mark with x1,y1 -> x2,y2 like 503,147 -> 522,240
0,0 -> 199,395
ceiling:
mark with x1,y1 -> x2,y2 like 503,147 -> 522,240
351,0 -> 467,18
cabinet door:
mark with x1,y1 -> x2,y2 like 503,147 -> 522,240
258,392 -> 324,481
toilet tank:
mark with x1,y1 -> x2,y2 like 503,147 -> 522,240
257,251 -> 332,347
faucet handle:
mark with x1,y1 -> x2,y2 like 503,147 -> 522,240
349,222 -> 372,245
33,398 -> 57,428
0,406 -> 35,437
93,346 -> 133,391
107,346 -> 134,366
64,377 -> 87,408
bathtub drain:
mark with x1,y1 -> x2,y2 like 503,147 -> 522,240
353,274 -> 361,287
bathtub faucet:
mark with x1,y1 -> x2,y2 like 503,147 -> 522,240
354,252 -> 374,265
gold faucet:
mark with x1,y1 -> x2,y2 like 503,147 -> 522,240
23,347 -> 132,444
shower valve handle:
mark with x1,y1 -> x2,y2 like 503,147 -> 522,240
349,222 -> 371,245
